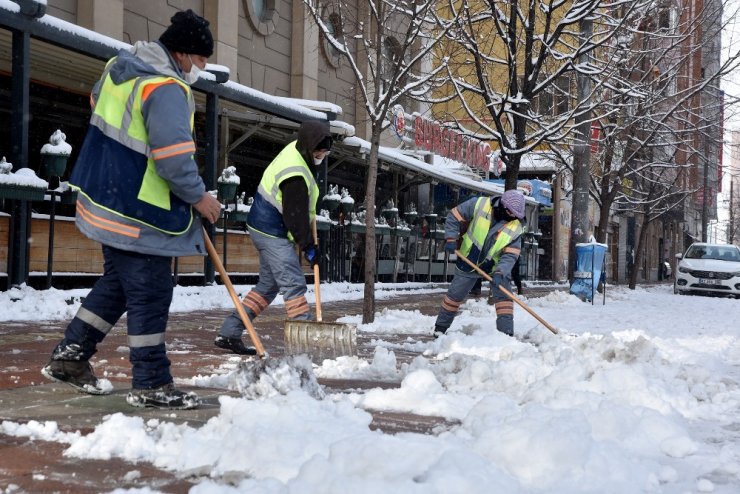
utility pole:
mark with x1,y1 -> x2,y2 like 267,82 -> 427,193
701,149 -> 709,243
729,179 -> 735,244
568,17 -> 593,281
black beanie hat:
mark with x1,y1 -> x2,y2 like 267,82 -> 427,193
159,9 -> 214,57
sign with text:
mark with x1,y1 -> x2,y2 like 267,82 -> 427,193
412,115 -> 492,173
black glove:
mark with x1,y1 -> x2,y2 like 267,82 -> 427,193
444,240 -> 456,253
303,244 -> 320,267
492,272 -> 505,288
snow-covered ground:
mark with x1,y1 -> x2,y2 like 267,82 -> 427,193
2,283 -> 740,493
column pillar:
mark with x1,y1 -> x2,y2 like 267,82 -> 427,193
204,0 -> 239,77
290,3 -> 319,99
77,0 -> 123,39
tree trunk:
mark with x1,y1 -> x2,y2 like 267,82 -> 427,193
362,126 -> 381,324
629,211 -> 651,290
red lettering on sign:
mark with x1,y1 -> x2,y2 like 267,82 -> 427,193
411,116 -> 495,171
448,132 -> 456,160
433,123 -> 441,154
425,119 -> 434,152
480,143 -> 491,170
590,122 -> 600,153
440,128 -> 449,157
414,116 -> 424,148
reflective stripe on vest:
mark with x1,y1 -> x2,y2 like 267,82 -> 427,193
459,197 -> 523,266
85,57 -> 195,233
256,141 -> 319,219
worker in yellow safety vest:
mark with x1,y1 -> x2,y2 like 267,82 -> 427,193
42,10 -> 222,410
434,190 -> 526,338
215,120 -> 333,354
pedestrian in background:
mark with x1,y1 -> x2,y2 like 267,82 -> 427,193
215,120 -> 333,354
42,9 -> 222,410
434,190 -> 525,338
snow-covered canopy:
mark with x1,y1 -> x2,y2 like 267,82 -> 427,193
0,1 -> 329,123
342,136 -> 538,204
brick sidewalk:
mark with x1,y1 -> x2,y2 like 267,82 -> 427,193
0,291 -> 452,492
0,286 -> 560,492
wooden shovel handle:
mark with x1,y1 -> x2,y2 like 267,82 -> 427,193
312,219 -> 322,322
455,250 -> 559,335
202,227 -> 266,356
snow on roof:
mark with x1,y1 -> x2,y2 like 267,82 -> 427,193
498,151 -> 566,174
0,1 -> 330,122
330,120 -> 356,137
274,97 -> 343,116
431,154 -> 484,181
217,81 -> 327,120
342,136 -> 537,203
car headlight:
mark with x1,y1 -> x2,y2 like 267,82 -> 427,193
678,266 -> 691,273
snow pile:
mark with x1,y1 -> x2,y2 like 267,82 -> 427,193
232,355 -> 324,400
3,285 -> 740,492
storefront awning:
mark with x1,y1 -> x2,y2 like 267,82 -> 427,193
340,136 -> 538,205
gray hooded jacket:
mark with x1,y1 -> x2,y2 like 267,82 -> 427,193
74,41 -> 207,257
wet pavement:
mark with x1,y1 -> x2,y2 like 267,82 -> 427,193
0,286 -> 560,493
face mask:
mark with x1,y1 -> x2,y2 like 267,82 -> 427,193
184,55 -> 201,85
313,157 -> 324,165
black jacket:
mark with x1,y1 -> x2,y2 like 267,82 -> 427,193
280,121 -> 332,249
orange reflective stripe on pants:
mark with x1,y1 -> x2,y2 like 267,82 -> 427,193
495,300 -> 514,316
285,295 -> 309,319
241,290 -> 269,317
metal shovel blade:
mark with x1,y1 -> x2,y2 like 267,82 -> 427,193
284,320 -> 357,360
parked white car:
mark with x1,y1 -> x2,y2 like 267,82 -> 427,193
674,243 -> 740,298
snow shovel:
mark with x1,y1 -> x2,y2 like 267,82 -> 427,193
455,250 -> 559,335
284,221 -> 356,353
203,227 -> 328,398
202,227 -> 266,358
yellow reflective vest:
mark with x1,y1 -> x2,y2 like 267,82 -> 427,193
459,197 -> 523,270
252,141 -> 319,242
72,59 -> 196,234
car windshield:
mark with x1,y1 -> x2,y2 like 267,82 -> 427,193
685,245 -> 740,261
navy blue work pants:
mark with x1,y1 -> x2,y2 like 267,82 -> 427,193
57,245 -> 174,389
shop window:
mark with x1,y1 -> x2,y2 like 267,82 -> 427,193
322,12 -> 343,68
554,74 -> 571,115
535,85 -> 555,116
244,0 -> 278,36
383,37 -> 402,82
383,36 -> 408,106
658,9 -> 670,29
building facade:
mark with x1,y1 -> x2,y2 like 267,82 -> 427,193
2,0 -> 536,289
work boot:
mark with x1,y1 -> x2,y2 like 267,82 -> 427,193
214,336 -> 257,355
433,326 -> 447,339
126,382 -> 200,410
41,359 -> 110,395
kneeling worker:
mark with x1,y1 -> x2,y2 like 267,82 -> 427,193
434,190 -> 525,338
